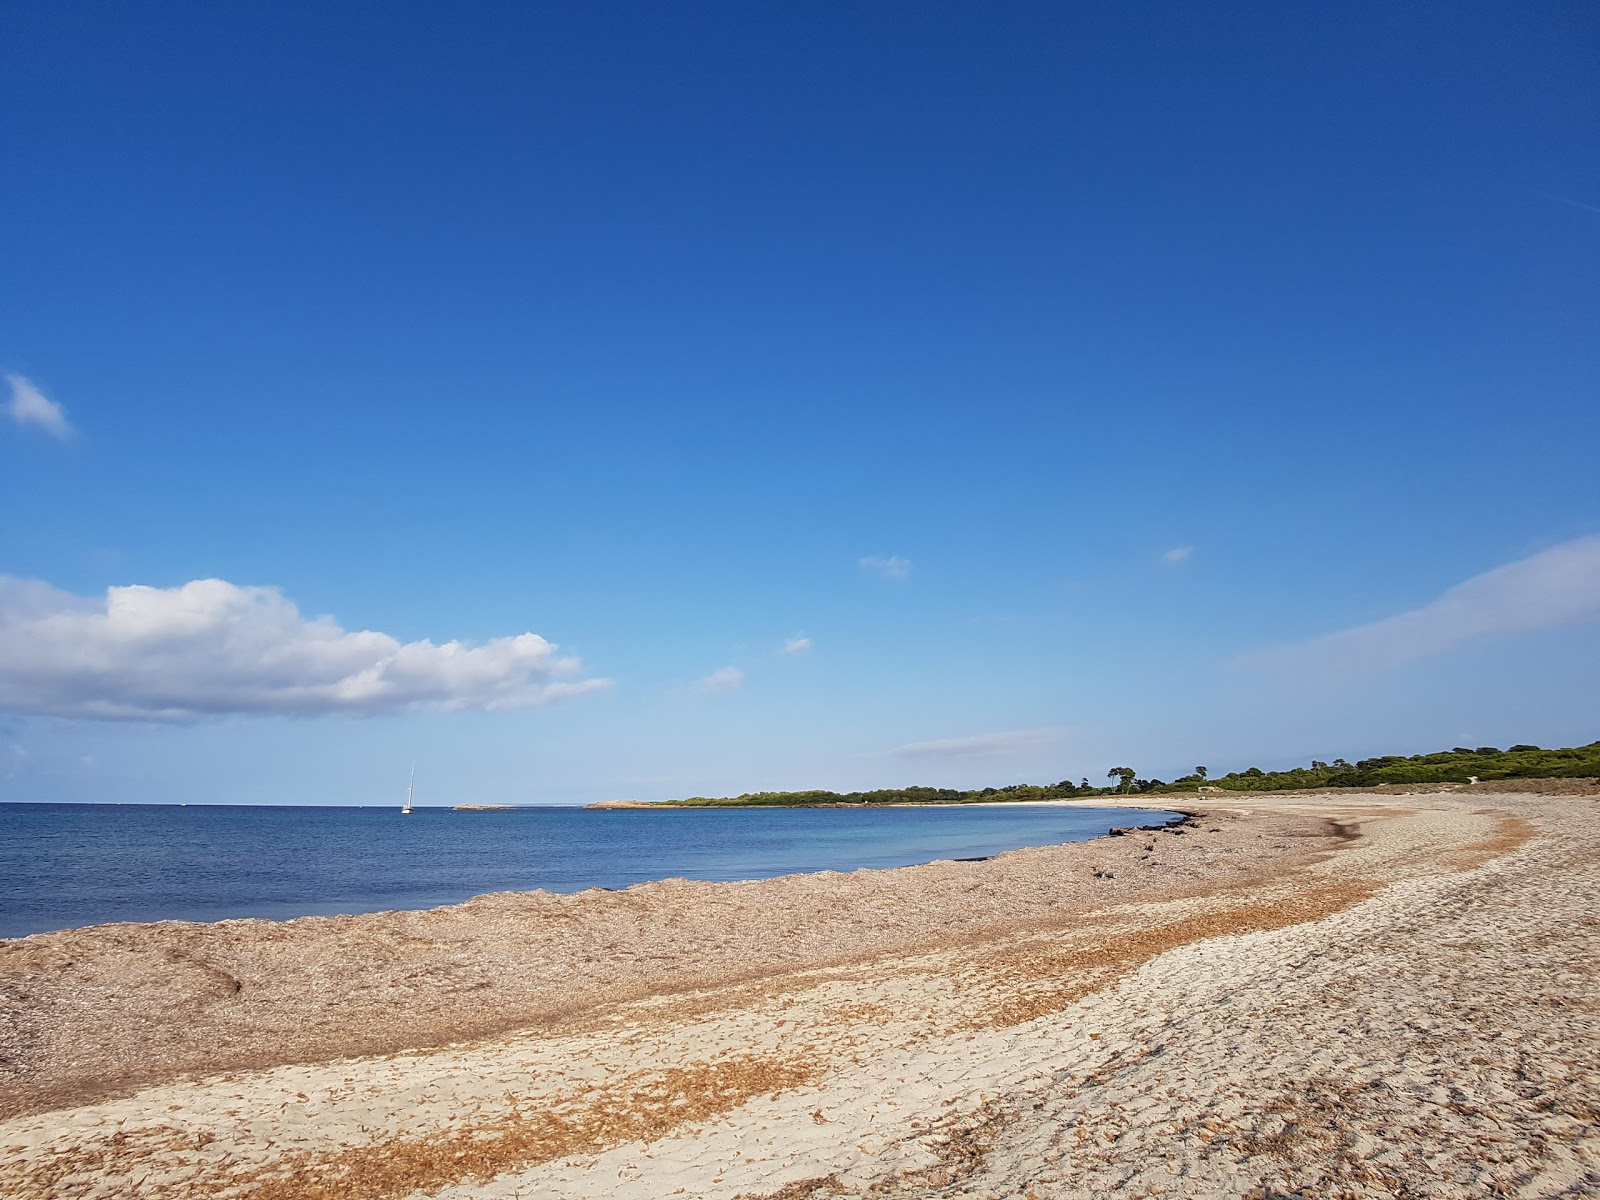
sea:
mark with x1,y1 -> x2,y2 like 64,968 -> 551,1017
0,801 -> 1178,939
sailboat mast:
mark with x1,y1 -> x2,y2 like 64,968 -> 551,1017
407,762 -> 415,807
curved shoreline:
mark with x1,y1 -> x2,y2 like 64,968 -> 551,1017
0,802 -> 1180,941
5,805 -> 1275,1120
3,789 -> 1594,1200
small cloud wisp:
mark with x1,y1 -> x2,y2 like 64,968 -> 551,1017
860,554 -> 912,581
4,374 -> 74,440
699,666 -> 744,693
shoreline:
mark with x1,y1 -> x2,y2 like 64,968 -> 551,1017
0,807 -> 1240,1119
0,801 -> 1183,943
3,788 -> 1596,1198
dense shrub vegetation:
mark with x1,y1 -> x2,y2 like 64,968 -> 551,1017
664,740 -> 1600,806
1183,740 -> 1600,793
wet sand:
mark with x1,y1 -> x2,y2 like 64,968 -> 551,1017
2,787 -> 1597,1198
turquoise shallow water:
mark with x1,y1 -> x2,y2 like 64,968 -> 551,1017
0,801 -> 1178,938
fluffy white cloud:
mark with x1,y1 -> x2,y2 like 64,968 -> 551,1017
1161,546 -> 1194,565
1236,537 -> 1600,677
781,635 -> 812,656
4,374 -> 74,440
860,554 -> 912,580
699,666 -> 744,693
0,577 -> 610,720
891,728 -> 1063,760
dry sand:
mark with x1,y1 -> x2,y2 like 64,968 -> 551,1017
2,787 -> 1597,1199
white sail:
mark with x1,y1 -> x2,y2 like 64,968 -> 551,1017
402,762 -> 415,814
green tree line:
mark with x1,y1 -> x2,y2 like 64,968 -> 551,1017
660,740 -> 1599,806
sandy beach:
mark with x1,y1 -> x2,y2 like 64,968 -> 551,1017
3,786 -> 1597,1199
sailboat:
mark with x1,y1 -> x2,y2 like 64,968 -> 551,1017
402,763 -> 415,815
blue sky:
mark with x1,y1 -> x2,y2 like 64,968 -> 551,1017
2,2 -> 1596,805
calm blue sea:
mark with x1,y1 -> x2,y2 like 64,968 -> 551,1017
0,802 -> 1176,939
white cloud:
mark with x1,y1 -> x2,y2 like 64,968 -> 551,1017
0,576 -> 610,720
699,666 -> 744,692
860,554 -> 912,580
1161,546 -> 1194,565
4,374 -> 74,440
891,728 -> 1063,760
781,635 -> 812,656
1235,536 -> 1600,677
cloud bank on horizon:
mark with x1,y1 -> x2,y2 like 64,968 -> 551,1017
891,728 -> 1064,761
1236,536 -> 1600,677
0,577 -> 608,720
4,374 -> 74,440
